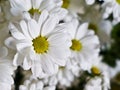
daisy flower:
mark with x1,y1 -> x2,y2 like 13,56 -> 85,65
0,46 -> 15,90
84,77 -> 102,90
9,0 -> 67,20
0,21 -> 16,90
68,19 -> 100,70
19,76 -> 56,90
102,0 -> 120,23
45,60 -> 81,88
85,56 -> 110,90
5,10 -> 71,77
56,63 -> 80,87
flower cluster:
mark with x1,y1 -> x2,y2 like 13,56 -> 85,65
1,0 -> 120,90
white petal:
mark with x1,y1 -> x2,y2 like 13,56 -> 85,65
36,81 -> 43,89
22,12 -> 31,22
28,19 -> 40,38
30,84 -> 36,90
13,53 -> 24,66
76,23 -> 88,39
31,61 -> 42,77
23,56 -> 32,70
32,0 -> 42,9
41,54 -> 58,75
9,23 -> 26,40
42,15 -> 58,36
85,0 -> 95,5
81,35 -> 99,47
16,42 -> 31,53
38,10 -> 49,30
48,32 -> 68,46
20,20 -> 32,40
5,37 -> 16,50
51,8 -> 68,20
48,48 -> 68,66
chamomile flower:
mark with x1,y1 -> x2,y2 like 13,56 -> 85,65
68,19 -> 100,70
84,77 -> 102,90
85,56 -> 110,90
102,0 -> 120,23
0,51 -> 14,90
0,22 -> 16,90
19,76 -> 56,90
5,10 -> 71,77
9,0 -> 67,20
48,61 -> 80,88
56,63 -> 80,87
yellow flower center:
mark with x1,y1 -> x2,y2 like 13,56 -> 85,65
59,66 -> 65,70
70,39 -> 82,51
29,8 -> 41,15
62,0 -> 70,9
32,36 -> 49,54
116,0 -> 120,4
88,23 -> 98,34
91,66 -> 101,75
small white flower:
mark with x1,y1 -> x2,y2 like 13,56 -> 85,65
0,26 -> 16,90
102,0 -> 120,23
19,76 -> 56,90
56,63 -> 80,87
68,19 -> 100,70
85,56 -> 110,90
5,11 -> 71,77
84,77 -> 102,90
9,0 -> 67,20
0,46 -> 15,90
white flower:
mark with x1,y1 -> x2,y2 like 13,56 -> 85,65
9,0 -> 67,20
19,76 -> 56,90
84,77 -> 102,90
0,24 -> 16,90
5,10 -> 71,77
102,0 -> 120,23
46,60 -> 81,88
56,63 -> 80,87
85,56 -> 110,90
68,19 -> 100,70
42,58 -> 81,88
0,46 -> 15,90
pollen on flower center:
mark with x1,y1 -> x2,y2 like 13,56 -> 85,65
116,0 -> 120,4
62,0 -> 70,9
32,36 -> 49,54
70,39 -> 82,51
91,66 -> 101,75
59,66 -> 65,70
29,8 -> 41,15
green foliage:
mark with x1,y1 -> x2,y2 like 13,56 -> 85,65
101,23 -> 120,67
